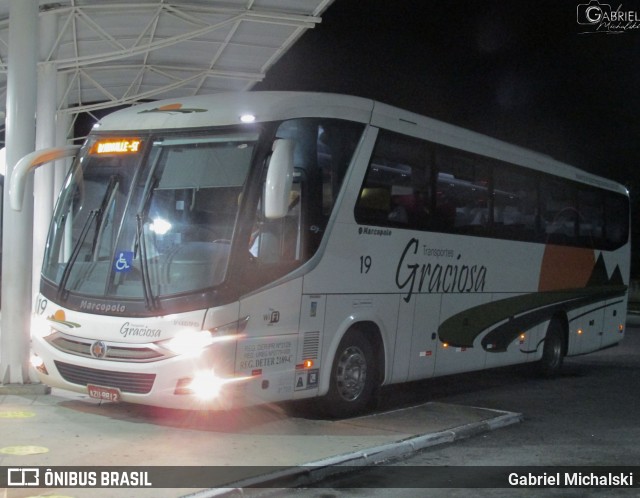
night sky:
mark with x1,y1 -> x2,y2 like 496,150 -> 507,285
255,0 -> 640,271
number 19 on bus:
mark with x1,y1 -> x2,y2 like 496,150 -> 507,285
360,255 -> 372,274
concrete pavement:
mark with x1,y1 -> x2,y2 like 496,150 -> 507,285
0,388 -> 521,497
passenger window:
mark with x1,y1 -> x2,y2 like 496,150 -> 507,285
355,130 -> 432,230
493,165 -> 539,241
353,129 -> 628,252
577,188 -> 604,247
435,150 -> 490,235
604,193 -> 629,249
541,178 -> 577,245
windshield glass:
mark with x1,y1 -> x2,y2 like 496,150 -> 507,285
42,131 -> 258,302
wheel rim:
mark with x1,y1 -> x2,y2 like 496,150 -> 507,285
335,345 -> 367,402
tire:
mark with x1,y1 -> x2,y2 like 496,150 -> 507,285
538,319 -> 565,377
321,329 -> 377,418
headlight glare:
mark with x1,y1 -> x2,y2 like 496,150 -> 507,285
162,330 -> 213,356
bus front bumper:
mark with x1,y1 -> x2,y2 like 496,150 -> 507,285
30,335 -> 251,411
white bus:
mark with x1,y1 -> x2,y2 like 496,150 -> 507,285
20,92 -> 629,417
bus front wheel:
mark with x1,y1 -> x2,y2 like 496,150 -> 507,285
538,319 -> 565,377
322,329 -> 376,418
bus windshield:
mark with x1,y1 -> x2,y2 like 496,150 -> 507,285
42,131 -> 258,303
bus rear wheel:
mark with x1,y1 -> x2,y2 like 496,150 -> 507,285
322,329 -> 376,418
538,319 -> 565,377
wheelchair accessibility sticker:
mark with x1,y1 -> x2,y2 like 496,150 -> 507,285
113,251 -> 134,272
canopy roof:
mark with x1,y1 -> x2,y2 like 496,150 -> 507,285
0,0 -> 333,138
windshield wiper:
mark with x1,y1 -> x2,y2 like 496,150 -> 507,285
57,175 -> 121,300
57,209 -> 99,301
90,175 -> 119,260
132,174 -> 160,310
136,213 -> 157,310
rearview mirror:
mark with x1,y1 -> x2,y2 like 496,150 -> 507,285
264,139 -> 294,219
10,145 -> 80,211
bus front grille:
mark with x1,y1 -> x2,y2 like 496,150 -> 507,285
54,361 -> 156,394
47,334 -> 166,362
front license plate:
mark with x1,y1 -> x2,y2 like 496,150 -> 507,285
87,384 -> 121,403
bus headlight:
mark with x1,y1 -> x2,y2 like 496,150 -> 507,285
177,370 -> 225,400
175,369 -> 252,399
161,330 -> 214,356
161,318 -> 247,356
30,354 -> 48,375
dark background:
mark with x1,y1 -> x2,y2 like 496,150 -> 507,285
255,0 -> 640,275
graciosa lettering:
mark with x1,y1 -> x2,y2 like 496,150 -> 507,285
395,238 -> 487,302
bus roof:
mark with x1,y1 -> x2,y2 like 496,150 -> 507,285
97,91 -> 375,131
96,91 -> 627,196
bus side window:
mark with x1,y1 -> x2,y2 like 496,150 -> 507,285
492,164 -> 539,241
577,188 -> 604,248
355,185 -> 391,225
604,192 -> 629,250
435,150 -> 490,235
274,119 -> 365,258
541,178 -> 577,245
355,130 -> 431,230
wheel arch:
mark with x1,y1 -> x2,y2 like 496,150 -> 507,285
318,318 -> 387,397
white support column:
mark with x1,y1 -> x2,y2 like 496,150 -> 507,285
0,0 -> 39,385
33,10 -> 60,296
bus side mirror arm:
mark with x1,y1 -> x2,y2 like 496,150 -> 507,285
264,138 -> 294,220
9,145 -> 81,212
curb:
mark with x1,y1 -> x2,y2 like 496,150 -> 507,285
0,383 -> 51,395
186,407 -> 523,497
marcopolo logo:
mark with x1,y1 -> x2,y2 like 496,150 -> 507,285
577,0 -> 640,33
